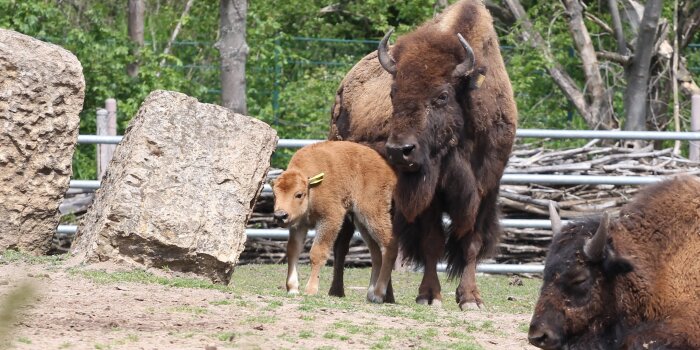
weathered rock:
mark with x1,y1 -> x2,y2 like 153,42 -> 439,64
71,90 -> 277,283
0,29 -> 85,254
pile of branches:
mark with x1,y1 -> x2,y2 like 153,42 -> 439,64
241,141 -> 700,265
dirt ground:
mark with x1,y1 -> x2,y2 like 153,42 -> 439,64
0,257 -> 539,350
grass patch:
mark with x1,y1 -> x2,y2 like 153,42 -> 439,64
299,330 -> 314,339
210,299 -> 232,306
244,315 -> 278,324
0,250 -> 67,266
216,331 -> 236,342
72,269 -> 232,292
171,305 -> 208,315
16,337 -> 31,344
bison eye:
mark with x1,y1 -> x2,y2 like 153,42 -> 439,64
433,92 -> 449,106
294,192 -> 304,199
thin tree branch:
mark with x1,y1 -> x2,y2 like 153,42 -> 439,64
562,0 -> 611,128
672,0 -> 681,154
504,0 -> 592,127
607,0 -> 629,55
597,50 -> 631,65
585,13 -> 614,34
159,0 -> 195,68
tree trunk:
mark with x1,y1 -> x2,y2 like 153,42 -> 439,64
218,0 -> 248,114
127,0 -> 145,78
623,0 -> 663,131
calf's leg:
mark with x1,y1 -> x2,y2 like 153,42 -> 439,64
305,214 -> 344,295
286,226 -> 308,294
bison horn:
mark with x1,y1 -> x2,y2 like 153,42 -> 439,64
584,212 -> 610,262
378,28 -> 397,75
452,33 -> 476,78
548,201 -> 562,236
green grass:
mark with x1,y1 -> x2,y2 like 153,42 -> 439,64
72,268 -> 232,292
170,305 -> 208,315
0,250 -> 68,266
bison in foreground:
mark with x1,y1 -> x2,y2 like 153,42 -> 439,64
529,176 -> 700,349
272,141 -> 397,303
329,0 -> 517,309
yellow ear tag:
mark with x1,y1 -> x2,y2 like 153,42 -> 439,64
474,73 -> 485,88
308,172 -> 324,187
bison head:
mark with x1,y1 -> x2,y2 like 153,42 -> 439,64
272,170 -> 317,228
377,28 -> 476,173
528,211 -> 634,349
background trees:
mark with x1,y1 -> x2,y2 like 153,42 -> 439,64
0,0 -> 698,175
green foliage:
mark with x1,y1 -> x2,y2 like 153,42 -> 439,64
2,1 -> 700,175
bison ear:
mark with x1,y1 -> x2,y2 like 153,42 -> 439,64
603,251 -> 634,277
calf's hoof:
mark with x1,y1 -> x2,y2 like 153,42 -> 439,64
287,289 -> 300,296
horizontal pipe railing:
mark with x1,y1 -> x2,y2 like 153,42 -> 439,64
55,219 -> 571,236
70,173 -> 669,192
77,129 -> 700,147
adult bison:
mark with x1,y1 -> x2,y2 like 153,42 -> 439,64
329,0 -> 517,309
529,176 -> 700,349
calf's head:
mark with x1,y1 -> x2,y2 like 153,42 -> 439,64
378,29 -> 476,172
272,170 -> 323,228
528,211 -> 634,349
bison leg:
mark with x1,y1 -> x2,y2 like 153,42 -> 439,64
286,226 -> 309,295
416,211 -> 446,307
305,214 -> 344,295
456,237 -> 483,310
328,216 -> 354,297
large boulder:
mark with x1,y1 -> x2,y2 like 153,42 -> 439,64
71,91 -> 277,283
0,29 -> 85,254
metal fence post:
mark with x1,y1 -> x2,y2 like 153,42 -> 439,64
691,95 -> 700,161
95,108 -> 114,179
105,98 -> 117,159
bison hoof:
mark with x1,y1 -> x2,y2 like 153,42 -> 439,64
366,292 -> 385,304
458,301 -> 481,311
416,297 -> 442,308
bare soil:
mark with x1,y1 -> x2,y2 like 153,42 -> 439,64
0,261 -> 538,350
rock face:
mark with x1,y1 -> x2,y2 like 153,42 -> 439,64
0,29 -> 85,254
71,91 -> 277,283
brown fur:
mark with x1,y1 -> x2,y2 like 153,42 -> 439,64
272,141 -> 398,303
529,176 -> 700,349
329,0 -> 517,309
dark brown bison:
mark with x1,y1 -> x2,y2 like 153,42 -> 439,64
529,176 -> 700,349
329,0 -> 517,309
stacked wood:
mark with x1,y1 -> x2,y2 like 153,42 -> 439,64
240,141 -> 700,265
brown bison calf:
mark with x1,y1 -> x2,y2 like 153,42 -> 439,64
529,176 -> 700,349
272,141 -> 398,303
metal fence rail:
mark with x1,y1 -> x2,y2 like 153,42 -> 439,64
77,129 -> 700,146
64,129 -> 700,274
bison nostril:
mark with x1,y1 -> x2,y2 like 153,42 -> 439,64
401,144 -> 416,156
528,325 -> 558,348
273,210 -> 288,221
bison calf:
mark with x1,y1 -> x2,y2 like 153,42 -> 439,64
529,176 -> 700,349
272,141 -> 398,303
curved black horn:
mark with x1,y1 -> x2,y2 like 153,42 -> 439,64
584,212 -> 610,262
378,28 -> 397,75
548,201 -> 562,237
452,33 -> 476,78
